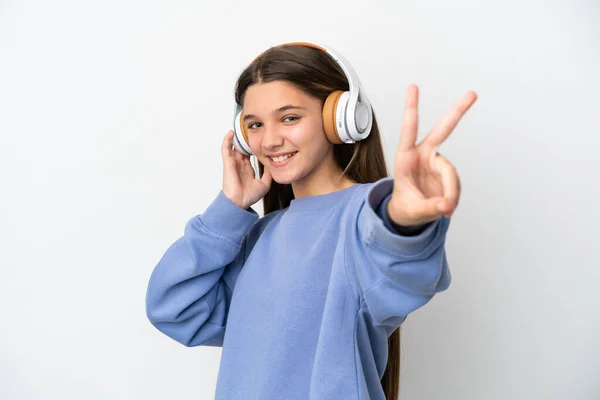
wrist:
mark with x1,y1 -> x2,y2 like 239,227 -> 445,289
386,201 -> 428,235
222,191 -> 246,210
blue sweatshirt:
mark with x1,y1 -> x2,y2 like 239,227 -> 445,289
146,177 -> 451,400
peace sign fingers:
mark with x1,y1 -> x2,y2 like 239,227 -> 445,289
422,91 -> 478,148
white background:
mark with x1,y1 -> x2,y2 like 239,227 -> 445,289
1,1 -> 599,399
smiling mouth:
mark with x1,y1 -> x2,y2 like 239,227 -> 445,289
268,152 -> 297,163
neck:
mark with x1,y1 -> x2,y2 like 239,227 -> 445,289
291,152 -> 355,199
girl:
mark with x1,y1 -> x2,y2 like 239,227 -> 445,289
145,42 -> 477,400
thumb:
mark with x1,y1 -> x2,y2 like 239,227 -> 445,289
415,197 -> 448,221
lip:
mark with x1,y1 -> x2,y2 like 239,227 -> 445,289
265,151 -> 297,158
267,151 -> 297,167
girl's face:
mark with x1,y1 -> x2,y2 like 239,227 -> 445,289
242,80 -> 335,186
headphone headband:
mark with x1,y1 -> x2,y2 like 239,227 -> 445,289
252,42 -> 362,99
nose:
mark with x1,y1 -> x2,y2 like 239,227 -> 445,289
261,123 -> 284,151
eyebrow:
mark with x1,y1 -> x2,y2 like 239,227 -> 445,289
243,105 -> 307,122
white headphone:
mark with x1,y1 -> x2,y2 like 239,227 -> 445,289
232,41 -> 373,156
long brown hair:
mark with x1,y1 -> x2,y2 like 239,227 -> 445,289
234,43 -> 401,400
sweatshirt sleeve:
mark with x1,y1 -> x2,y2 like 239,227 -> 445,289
145,191 -> 259,347
348,178 -> 451,333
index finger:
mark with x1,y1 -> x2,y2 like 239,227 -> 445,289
398,84 -> 419,151
422,91 -> 477,147
221,130 -> 234,161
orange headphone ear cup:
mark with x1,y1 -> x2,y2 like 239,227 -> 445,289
322,90 -> 344,144
239,111 -> 250,147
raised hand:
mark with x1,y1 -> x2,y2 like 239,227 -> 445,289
387,85 -> 478,227
221,130 -> 272,209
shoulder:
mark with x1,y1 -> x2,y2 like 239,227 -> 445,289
244,206 -> 285,241
345,177 -> 394,213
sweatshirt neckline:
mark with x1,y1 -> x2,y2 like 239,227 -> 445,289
286,183 -> 364,213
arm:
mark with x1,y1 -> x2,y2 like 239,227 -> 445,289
348,84 -> 476,332
145,191 -> 259,347
347,179 -> 451,333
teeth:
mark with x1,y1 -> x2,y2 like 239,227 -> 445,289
271,153 -> 295,163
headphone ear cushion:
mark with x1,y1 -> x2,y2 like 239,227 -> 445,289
239,111 -> 250,146
322,90 -> 345,144
233,110 -> 252,154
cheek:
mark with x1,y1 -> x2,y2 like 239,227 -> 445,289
248,133 -> 263,154
286,120 -> 326,148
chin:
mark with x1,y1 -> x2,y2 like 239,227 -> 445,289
271,174 -> 299,185
269,168 -> 305,186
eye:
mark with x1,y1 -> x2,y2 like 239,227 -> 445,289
247,122 -> 262,130
283,116 -> 300,123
